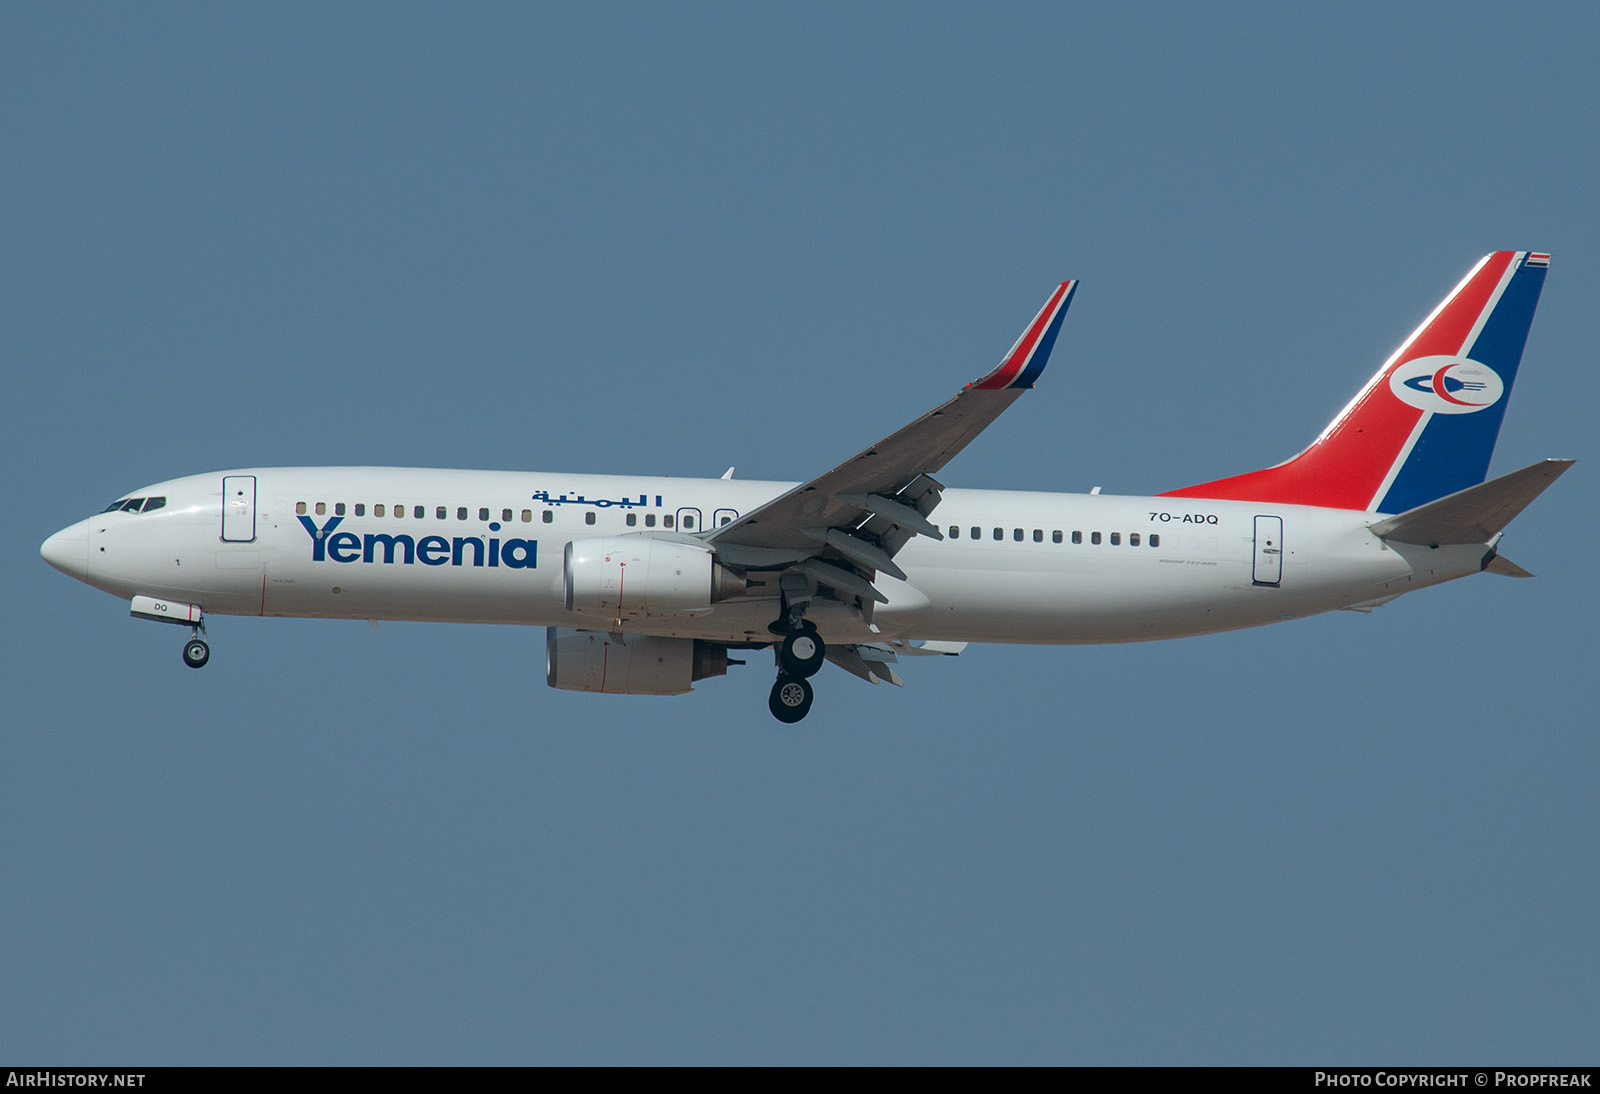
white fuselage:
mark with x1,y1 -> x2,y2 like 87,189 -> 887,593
47,467 -> 1488,647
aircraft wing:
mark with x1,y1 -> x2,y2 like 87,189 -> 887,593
706,281 -> 1077,581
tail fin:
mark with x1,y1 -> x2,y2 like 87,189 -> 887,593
1160,251 -> 1549,513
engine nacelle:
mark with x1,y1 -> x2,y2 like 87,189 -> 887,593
545,627 -> 729,695
563,536 -> 742,616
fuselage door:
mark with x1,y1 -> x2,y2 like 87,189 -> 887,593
221,475 -> 257,543
1252,514 -> 1283,587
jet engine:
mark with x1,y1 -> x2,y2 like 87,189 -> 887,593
563,536 -> 744,616
545,627 -> 730,695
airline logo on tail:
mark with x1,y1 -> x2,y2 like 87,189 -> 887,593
1389,356 -> 1504,414
1159,250 -> 1548,514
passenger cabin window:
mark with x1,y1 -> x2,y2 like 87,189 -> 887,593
1091,532 -> 1101,545
521,510 -> 532,523
437,506 -> 447,520
970,527 -> 980,540
585,512 -> 596,525
663,515 -> 675,529
682,514 -> 695,529
413,505 -> 424,519
374,504 -> 385,517
949,526 -> 959,539
1110,532 -> 1121,546
502,509 -> 513,522
1052,530 -> 1063,544
626,513 -> 637,526
457,507 -> 467,520
993,527 -> 1003,541
1072,531 -> 1083,544
479,507 -> 490,521
645,514 -> 656,527
355,504 -> 366,516
1033,529 -> 1043,543
1013,528 -> 1023,542
542,510 -> 553,523
1150,533 -> 1160,547
1131,533 -> 1141,546
295,502 -> 307,515
335,503 -> 345,516
316,502 -> 326,516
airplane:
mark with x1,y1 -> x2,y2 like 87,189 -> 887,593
40,251 -> 1572,723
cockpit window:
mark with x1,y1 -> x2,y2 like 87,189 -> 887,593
102,496 -> 166,514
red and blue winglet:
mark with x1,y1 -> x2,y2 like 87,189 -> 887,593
968,280 -> 1078,391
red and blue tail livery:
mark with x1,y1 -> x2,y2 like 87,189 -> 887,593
1160,251 -> 1548,513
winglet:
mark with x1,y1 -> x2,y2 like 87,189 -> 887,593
968,280 -> 1078,390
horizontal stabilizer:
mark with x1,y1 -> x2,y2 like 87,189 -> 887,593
1368,459 -> 1573,546
1485,553 -> 1534,578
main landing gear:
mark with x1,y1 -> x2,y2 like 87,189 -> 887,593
768,619 -> 824,724
779,623 -> 826,677
769,674 -> 813,723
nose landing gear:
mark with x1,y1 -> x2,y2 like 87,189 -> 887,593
128,595 -> 212,669
180,615 -> 211,668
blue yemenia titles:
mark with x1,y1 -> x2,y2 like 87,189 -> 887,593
297,516 -> 538,569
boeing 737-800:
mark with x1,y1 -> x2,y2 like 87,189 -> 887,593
41,251 -> 1571,722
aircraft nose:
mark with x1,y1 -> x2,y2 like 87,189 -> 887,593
41,520 -> 90,580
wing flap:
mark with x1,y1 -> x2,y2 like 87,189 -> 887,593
826,642 -> 906,687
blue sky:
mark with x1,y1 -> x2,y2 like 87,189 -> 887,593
4,2 -> 1596,1064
